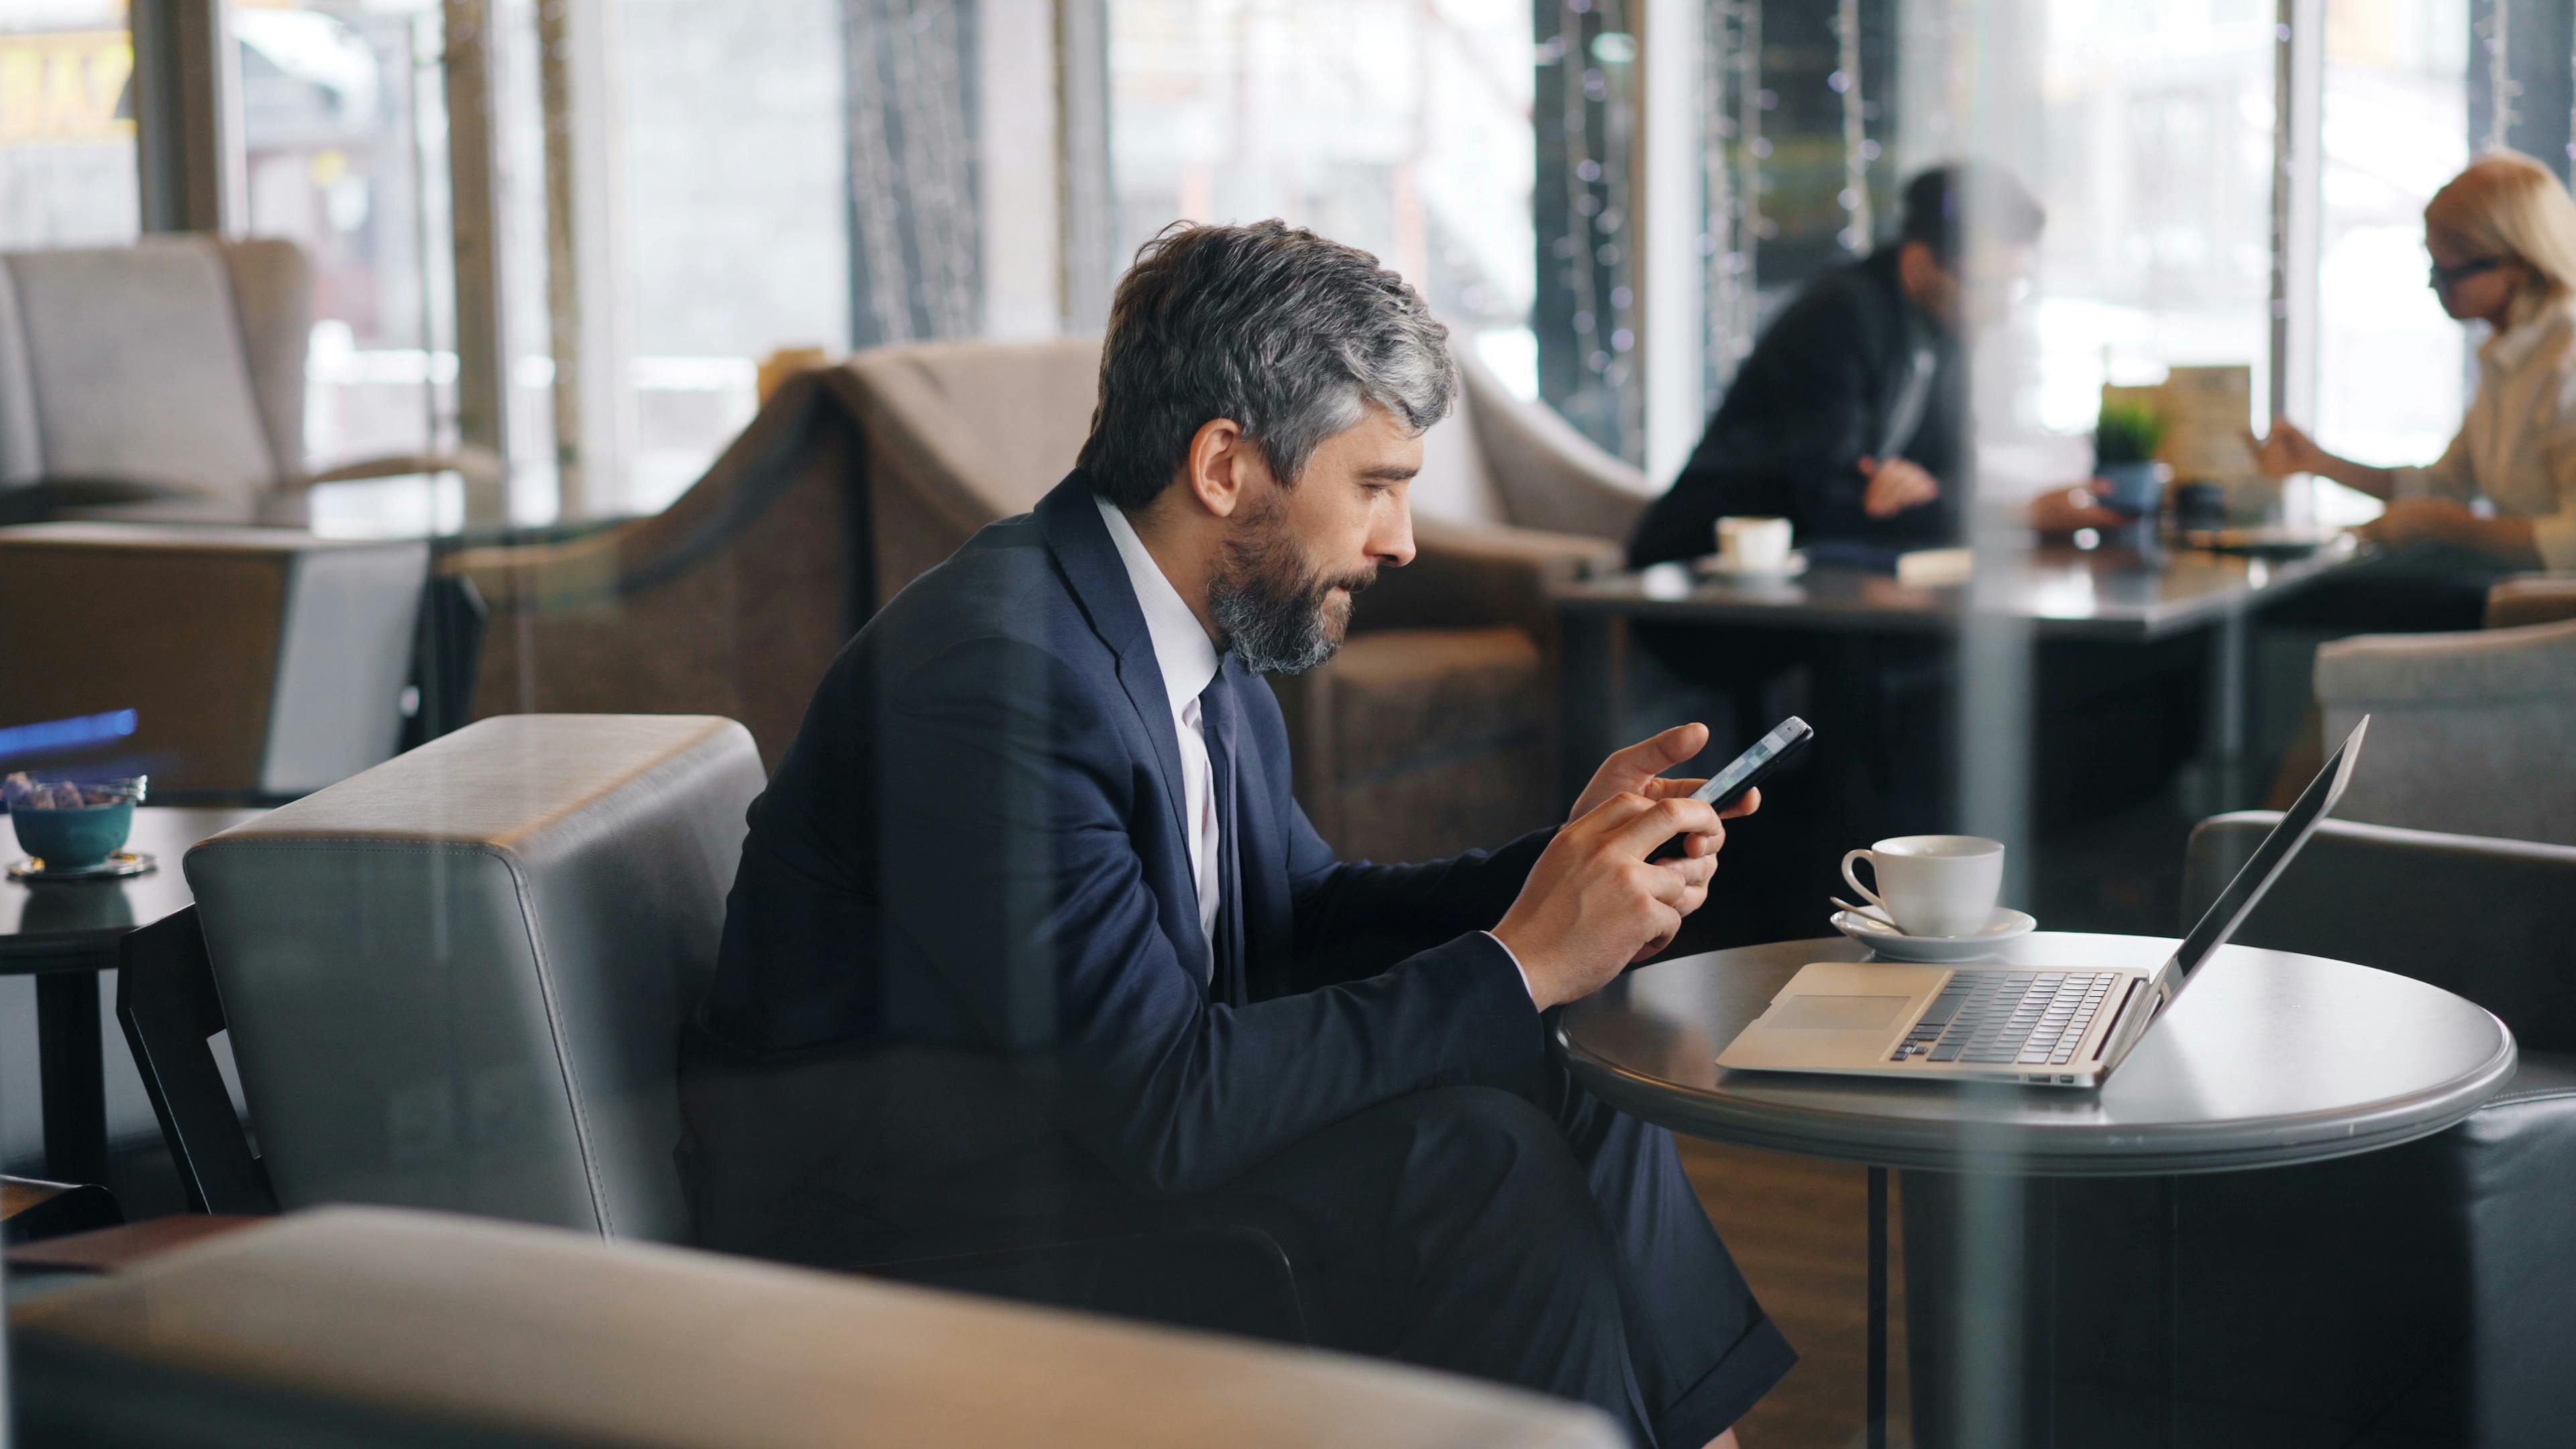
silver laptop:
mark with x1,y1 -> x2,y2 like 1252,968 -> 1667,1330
1715,717 -> 2368,1089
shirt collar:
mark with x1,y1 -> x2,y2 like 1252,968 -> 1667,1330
1094,494 -> 1222,713
2481,297 -> 2576,372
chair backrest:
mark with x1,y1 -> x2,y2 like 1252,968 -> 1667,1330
839,335 -> 1649,606
0,522 -> 428,798
2314,617 -> 2576,846
0,235 -> 311,502
182,714 -> 767,1242
2185,812 -> 2576,1054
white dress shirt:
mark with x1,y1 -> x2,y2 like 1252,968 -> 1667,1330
1096,496 -> 1225,946
1093,496 -> 1537,1002
2392,298 -> 2576,572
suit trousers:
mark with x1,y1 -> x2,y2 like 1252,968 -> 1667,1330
1189,1038 -> 1796,1449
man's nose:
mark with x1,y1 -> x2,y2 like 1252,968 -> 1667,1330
1372,502 -> 1416,568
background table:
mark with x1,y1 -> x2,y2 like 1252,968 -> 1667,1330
1,806 -> 264,1184
1550,540 -> 2364,802
1558,932 -> 2516,1447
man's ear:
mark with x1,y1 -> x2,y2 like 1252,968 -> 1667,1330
1181,417 -> 1254,521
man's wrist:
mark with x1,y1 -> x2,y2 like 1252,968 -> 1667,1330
1482,929 -> 1544,1009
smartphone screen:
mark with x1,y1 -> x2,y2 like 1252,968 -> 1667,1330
1691,716 -> 1811,811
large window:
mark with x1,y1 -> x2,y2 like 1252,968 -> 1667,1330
2311,0 -> 2469,525
232,0 -> 454,479
1109,0 -> 1537,396
2023,1 -> 2277,439
614,0 -> 849,513
0,3 -> 138,248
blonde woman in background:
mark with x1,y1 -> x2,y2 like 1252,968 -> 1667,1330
2255,150 -> 2576,578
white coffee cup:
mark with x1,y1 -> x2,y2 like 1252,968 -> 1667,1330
1840,835 -> 2004,938
1715,515 -> 1793,571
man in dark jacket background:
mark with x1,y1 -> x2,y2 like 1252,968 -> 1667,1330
1630,166 -> 2116,566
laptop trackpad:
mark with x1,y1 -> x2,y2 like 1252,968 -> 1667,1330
1771,995 -> 1912,1030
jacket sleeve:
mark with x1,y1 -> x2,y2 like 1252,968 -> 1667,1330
1631,288 -> 1888,565
875,635 -> 1544,1199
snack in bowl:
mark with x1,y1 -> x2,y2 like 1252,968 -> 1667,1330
4,772 -> 147,872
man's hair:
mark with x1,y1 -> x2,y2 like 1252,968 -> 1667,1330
1079,221 -> 1458,512
1899,165 -> 2046,267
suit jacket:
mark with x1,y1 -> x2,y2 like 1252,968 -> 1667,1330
684,472 -> 1552,1267
1628,248 -> 1966,566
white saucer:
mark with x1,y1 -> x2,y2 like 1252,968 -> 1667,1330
1694,550 -> 1808,580
1830,905 -> 2036,961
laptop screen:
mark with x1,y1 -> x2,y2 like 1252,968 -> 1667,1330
2170,718 -> 2368,983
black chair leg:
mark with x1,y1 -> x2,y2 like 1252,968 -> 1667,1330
116,908 -> 276,1216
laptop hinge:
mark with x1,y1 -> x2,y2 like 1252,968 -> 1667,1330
2092,977 -> 2146,1063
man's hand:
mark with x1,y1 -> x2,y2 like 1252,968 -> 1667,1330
2357,496 -> 2471,549
2247,417 -> 2329,480
1859,455 -> 1941,519
2029,484 -> 2132,535
1497,792 -> 1728,1010
1569,723 -> 1764,863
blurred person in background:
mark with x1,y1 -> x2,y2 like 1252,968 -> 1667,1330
1627,164 -> 2121,568
2255,150 -> 2576,604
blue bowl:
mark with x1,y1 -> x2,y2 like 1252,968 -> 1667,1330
11,799 -> 135,869
2094,461 -> 2172,517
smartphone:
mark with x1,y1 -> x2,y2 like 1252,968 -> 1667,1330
1649,716 -> 1813,859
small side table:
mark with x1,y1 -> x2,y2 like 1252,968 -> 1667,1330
1,806 -> 264,1183
1558,932 -> 2516,1448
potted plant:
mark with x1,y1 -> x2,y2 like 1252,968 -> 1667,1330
2093,399 -> 2173,517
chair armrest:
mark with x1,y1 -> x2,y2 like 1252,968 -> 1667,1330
10,1208 -> 1622,1449
1358,517 -> 1620,642
303,443 -> 506,490
1455,345 -> 1654,543
2184,813 -> 2576,1052
2314,618 -> 2576,706
2486,573 -> 2576,629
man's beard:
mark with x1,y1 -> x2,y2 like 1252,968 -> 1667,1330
1208,494 -> 1375,675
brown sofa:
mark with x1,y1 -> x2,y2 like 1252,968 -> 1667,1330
443,340 -> 1651,861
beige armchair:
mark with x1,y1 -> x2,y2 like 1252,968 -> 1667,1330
447,339 -> 1649,861
2314,614 -> 2576,846
2485,572 -> 2576,628
9,1208 -> 1620,1449
0,235 -> 498,525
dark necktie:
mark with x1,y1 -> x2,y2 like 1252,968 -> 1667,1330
1196,664 -> 1247,1006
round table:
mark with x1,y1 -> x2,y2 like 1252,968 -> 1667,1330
1,806 -> 265,1184
1558,933 -> 2517,1448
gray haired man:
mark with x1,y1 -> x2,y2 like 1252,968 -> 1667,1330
685,221 -> 1794,1448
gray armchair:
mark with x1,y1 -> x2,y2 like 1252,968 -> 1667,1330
447,339 -> 1647,861
8,1207 -> 1620,1449
2314,614 -> 2576,845
1907,814 -> 2576,1446
0,235 -> 498,525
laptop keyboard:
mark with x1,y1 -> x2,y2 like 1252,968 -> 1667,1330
1888,971 -> 2121,1067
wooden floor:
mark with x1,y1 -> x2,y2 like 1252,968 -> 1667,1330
1679,1136 -> 1911,1449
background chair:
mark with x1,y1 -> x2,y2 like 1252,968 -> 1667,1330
2482,572 -> 2576,628
7,1207 -> 1619,1449
444,340 -> 1652,860
0,523 -> 429,798
140,713 -> 1308,1340
2313,614 -> 2576,846
1905,814 -> 2576,1448
0,235 -> 497,525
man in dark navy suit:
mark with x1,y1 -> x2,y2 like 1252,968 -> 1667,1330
682,221 -> 1793,1447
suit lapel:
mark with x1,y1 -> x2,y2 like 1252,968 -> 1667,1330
1035,474 -> 1199,917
